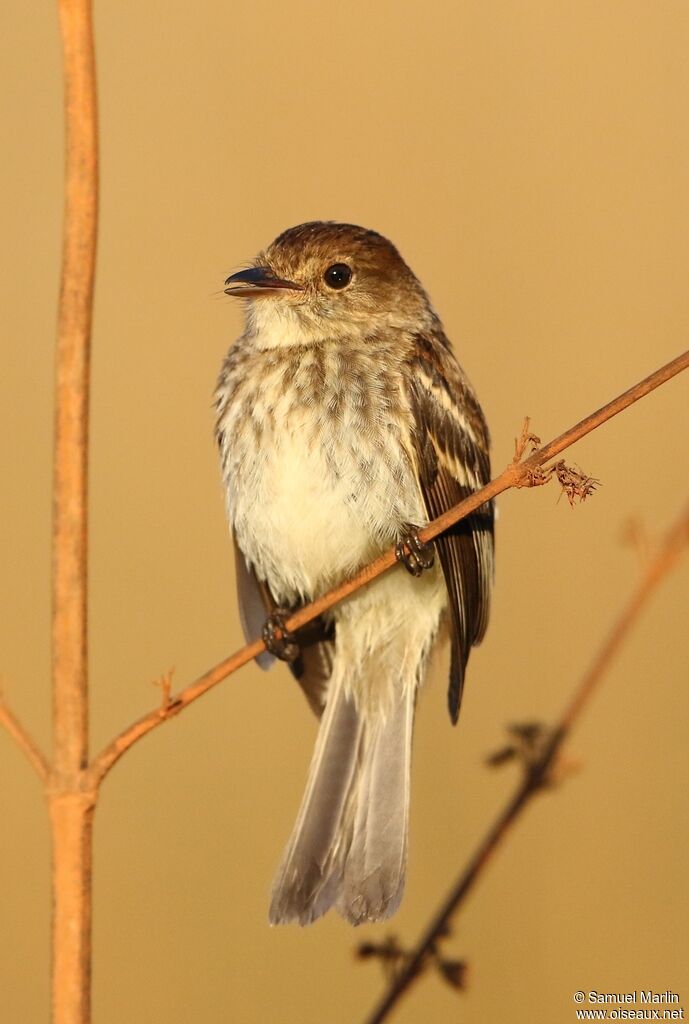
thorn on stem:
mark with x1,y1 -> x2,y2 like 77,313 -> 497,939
486,721 -> 563,787
154,669 -> 175,712
513,416 -> 542,463
437,958 -> 469,991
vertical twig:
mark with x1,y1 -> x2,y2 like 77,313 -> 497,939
53,0 -> 96,779
50,794 -> 96,1024
51,0 -> 98,1021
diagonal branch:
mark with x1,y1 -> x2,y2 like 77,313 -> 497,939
363,500 -> 689,1024
0,695 -> 50,784
89,348 -> 689,787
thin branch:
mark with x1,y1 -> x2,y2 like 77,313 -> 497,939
52,0 -> 98,782
559,507 -> 689,731
50,2 -> 99,1023
363,500 -> 689,1024
89,349 -> 689,786
0,695 -> 50,783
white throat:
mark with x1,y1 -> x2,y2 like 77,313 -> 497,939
245,299 -> 324,350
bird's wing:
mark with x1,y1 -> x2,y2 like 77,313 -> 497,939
233,535 -> 276,671
233,535 -> 334,717
407,331 -> 494,723
288,629 -> 335,719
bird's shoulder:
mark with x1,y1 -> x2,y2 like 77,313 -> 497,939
405,324 -> 490,488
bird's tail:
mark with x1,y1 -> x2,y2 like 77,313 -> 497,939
269,671 -> 415,926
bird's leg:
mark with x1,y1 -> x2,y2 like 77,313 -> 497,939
395,527 -> 435,577
262,609 -> 300,662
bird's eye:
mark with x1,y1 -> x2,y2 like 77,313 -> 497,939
323,263 -> 352,290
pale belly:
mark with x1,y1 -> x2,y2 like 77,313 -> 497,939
226,405 -> 428,604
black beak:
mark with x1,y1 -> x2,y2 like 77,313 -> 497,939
224,266 -> 303,296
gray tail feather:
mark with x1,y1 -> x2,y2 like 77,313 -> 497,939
269,678 -> 415,926
337,687 -> 414,925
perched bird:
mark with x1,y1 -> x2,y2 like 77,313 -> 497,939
215,222 -> 493,926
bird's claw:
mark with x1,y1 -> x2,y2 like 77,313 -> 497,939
395,529 -> 435,577
262,609 -> 299,662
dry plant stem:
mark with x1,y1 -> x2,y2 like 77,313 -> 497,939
90,348 -> 689,786
53,0 -> 97,782
50,794 -> 96,1024
51,1 -> 98,1022
364,501 -> 689,1024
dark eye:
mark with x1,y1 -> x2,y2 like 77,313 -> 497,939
323,263 -> 352,289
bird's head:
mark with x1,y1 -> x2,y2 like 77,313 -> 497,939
224,222 -> 435,347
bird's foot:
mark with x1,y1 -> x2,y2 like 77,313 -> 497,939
262,609 -> 299,662
395,528 -> 435,577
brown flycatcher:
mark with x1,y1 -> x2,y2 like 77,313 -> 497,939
215,222 -> 493,925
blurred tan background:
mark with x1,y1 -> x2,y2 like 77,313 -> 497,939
2,1 -> 688,1021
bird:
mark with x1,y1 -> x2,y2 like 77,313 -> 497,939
214,222 -> 493,926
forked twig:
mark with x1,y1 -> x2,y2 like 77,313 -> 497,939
362,501 -> 689,1024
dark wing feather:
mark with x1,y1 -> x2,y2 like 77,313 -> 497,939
407,330 -> 494,724
233,535 -> 275,671
233,535 -> 334,717
288,633 -> 335,718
